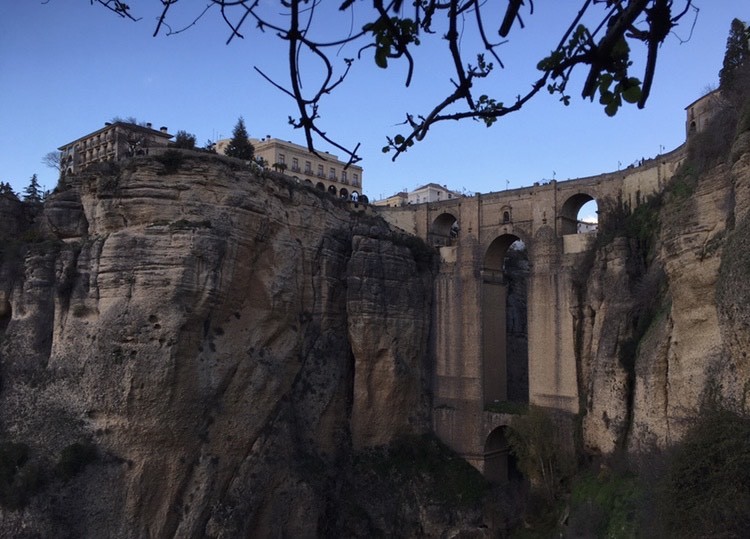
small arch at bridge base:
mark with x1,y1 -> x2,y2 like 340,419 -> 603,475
484,426 -> 522,484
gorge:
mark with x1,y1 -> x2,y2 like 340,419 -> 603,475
1,83 -> 749,536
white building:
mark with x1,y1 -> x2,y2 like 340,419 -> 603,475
215,136 -> 364,200
373,183 -> 463,207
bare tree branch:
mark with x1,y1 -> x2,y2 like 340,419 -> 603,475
86,0 -> 697,165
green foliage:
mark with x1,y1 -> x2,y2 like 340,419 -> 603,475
593,195 -> 662,258
110,115 -> 144,126
155,149 -> 185,175
716,214 -> 750,365
567,469 -> 642,538
485,401 -> 529,415
354,434 -> 489,506
665,164 -> 698,201
596,73 -> 642,117
656,408 -> 750,537
173,130 -> 197,150
23,174 -> 43,204
719,18 -> 750,90
0,442 -> 46,510
0,182 -> 18,199
685,106 -> 739,175
624,199 -> 661,254
0,442 -> 30,486
507,406 -> 575,503
540,23 -> 642,117
202,139 -> 218,153
224,117 -> 254,160
56,441 -> 97,482
363,16 -> 419,70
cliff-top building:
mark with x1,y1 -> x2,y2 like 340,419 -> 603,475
215,136 -> 364,200
58,122 -> 173,176
373,182 -> 463,207
685,88 -> 721,137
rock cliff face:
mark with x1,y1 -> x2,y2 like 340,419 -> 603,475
0,155 -> 489,537
3,113 -> 748,535
578,128 -> 750,454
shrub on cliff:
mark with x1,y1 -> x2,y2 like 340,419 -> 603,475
173,130 -> 197,150
55,441 -> 98,482
507,406 -> 575,503
156,149 -> 185,175
655,408 -> 750,536
0,442 -> 47,509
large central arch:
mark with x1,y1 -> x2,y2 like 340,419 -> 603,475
482,234 -> 528,406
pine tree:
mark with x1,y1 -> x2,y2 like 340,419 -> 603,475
224,117 -> 254,160
719,18 -> 750,90
23,174 -> 42,204
0,182 -> 16,198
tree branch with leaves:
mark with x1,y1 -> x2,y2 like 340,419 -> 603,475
89,0 -> 698,163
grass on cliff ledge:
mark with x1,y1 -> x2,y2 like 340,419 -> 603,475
559,407 -> 750,537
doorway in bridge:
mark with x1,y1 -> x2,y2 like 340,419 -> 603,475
484,426 -> 522,484
482,235 -> 529,407
560,193 -> 599,234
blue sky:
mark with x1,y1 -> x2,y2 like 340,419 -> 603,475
0,1 -> 744,201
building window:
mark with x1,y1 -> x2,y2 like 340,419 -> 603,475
278,153 -> 285,164
292,157 -> 299,171
305,161 -> 312,173
342,170 -> 348,183
317,164 -> 324,177
353,173 -> 359,186
329,167 -> 336,180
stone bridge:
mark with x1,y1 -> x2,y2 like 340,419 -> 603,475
377,146 -> 685,480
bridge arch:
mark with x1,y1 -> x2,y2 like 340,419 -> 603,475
484,426 -> 521,483
559,192 -> 598,235
429,212 -> 459,246
482,234 -> 529,406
